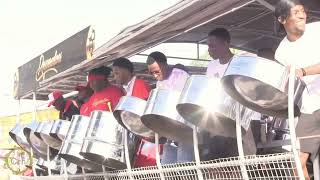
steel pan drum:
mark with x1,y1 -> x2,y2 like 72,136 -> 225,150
114,96 -> 154,140
177,75 -> 257,137
23,121 -> 49,159
221,55 -> 305,118
50,119 -> 71,141
36,156 -> 61,174
37,121 -> 62,150
141,89 -> 193,144
9,124 -> 30,152
59,115 -> 102,171
80,110 -> 125,170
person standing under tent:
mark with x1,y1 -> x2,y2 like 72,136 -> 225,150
146,51 -> 194,164
204,27 -> 257,160
112,57 -> 163,167
274,0 -> 320,178
83,66 -> 124,115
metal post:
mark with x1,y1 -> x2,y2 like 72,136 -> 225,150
47,146 -> 52,176
155,133 -> 165,180
313,154 -> 320,180
124,129 -> 134,180
236,104 -> 249,179
82,167 -> 87,180
64,160 -> 68,179
31,92 -> 38,178
30,149 -> 37,177
102,165 -> 109,180
196,43 -> 200,60
192,125 -> 204,180
288,65 -> 305,179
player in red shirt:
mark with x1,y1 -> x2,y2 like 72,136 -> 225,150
85,66 -> 124,116
113,57 -> 162,167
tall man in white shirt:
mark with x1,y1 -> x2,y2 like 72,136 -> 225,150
204,28 -> 257,160
275,0 -> 320,178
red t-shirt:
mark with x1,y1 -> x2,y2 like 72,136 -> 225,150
130,79 -> 163,168
86,85 -> 124,114
131,79 -> 150,100
134,139 -> 165,167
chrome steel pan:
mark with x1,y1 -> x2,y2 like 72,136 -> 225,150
221,55 -> 305,118
177,75 -> 258,137
59,115 -> 102,171
80,110 -> 126,170
114,96 -> 154,140
141,89 -> 193,144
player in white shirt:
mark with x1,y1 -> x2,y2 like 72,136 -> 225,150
274,0 -> 320,178
146,51 -> 194,164
204,28 -> 257,160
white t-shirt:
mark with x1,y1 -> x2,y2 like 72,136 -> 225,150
206,59 -> 229,78
206,56 -> 261,129
275,22 -> 320,114
123,76 -> 136,96
157,68 -> 189,91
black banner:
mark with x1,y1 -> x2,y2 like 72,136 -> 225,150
13,26 -> 95,99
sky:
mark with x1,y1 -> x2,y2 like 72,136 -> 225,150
0,0 -> 188,117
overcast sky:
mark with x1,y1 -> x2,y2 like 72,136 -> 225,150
0,0 -> 182,117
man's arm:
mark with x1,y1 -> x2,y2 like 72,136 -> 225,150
296,63 -> 320,77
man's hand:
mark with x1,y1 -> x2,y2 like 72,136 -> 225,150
295,68 -> 304,77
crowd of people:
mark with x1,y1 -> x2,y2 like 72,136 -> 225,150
45,0 -> 319,178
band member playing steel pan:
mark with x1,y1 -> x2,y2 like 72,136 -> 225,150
83,66 -> 124,116
146,51 -> 194,164
204,28 -> 257,160
112,57 -> 163,167
274,0 -> 320,178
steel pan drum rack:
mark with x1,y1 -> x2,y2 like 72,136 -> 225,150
19,153 -> 298,179
17,67 -> 305,180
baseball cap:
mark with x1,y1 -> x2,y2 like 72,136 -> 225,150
48,90 -> 63,107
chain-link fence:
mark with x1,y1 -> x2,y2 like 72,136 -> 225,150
20,152 -> 298,180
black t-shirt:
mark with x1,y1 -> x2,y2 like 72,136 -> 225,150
59,100 -> 80,121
